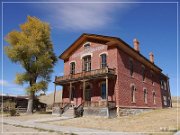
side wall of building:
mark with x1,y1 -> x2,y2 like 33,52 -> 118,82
117,48 -> 163,108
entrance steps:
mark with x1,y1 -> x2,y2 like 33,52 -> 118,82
61,107 -> 75,118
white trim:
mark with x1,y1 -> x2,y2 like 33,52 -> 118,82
69,61 -> 76,65
83,42 -> 91,47
80,53 -> 93,59
99,52 -> 108,57
130,83 -> 135,88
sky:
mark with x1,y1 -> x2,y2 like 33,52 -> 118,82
0,0 -> 179,96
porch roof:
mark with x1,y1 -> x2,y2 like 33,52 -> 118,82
54,68 -> 116,85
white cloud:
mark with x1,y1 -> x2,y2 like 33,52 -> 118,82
0,80 -> 9,86
37,1 -> 134,30
0,79 -> 25,95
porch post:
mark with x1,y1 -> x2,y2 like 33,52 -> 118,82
53,83 -> 56,106
69,82 -> 72,103
106,75 -> 109,118
83,80 -> 86,102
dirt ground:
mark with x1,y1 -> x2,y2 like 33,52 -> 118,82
1,102 -> 179,134
46,102 -> 180,133
1,123 -> 61,135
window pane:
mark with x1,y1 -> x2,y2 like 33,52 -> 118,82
101,83 -> 106,99
83,56 -> 91,71
101,54 -> 107,68
130,60 -> 133,76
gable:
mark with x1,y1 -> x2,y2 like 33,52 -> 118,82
59,33 -> 117,60
60,33 -> 162,73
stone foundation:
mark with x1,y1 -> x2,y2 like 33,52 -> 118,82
83,107 -> 109,117
52,107 -> 62,116
117,108 -> 152,116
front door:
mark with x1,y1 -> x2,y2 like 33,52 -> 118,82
101,82 -> 106,99
85,88 -> 91,101
85,84 -> 91,106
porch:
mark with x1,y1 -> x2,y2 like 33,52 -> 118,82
53,67 -> 116,117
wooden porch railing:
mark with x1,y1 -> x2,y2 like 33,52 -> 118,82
55,68 -> 116,83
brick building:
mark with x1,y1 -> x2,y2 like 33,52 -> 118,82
53,33 -> 172,117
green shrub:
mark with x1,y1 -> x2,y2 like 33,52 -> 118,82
9,109 -> 16,116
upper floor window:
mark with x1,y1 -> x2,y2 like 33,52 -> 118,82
153,91 -> 156,104
100,54 -> 107,68
151,71 -> 154,85
70,62 -> 75,74
129,59 -> 134,76
142,66 -> 145,81
164,81 -> 167,90
160,80 -> 167,90
83,55 -> 91,71
84,43 -> 90,49
131,85 -> 136,103
143,89 -> 148,104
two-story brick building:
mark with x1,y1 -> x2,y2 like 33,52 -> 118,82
53,33 -> 172,117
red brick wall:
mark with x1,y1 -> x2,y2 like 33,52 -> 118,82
62,79 -> 116,106
117,49 -> 163,108
62,41 -> 170,108
64,42 -> 108,75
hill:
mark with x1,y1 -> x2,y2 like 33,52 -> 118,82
38,90 -> 62,105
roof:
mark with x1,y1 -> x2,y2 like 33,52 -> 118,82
59,33 -> 162,72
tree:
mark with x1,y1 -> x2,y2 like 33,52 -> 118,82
5,16 -> 57,114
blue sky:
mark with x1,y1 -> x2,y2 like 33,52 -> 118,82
1,0 -> 179,96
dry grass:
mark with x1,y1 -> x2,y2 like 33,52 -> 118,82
3,113 -> 55,121
47,102 -> 180,133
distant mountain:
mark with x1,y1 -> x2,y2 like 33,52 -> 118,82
38,90 -> 62,105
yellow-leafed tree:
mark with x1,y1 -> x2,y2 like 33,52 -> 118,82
5,16 -> 57,114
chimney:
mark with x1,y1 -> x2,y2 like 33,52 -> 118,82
149,52 -> 154,63
133,38 -> 140,52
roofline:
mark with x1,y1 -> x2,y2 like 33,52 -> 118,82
59,33 -> 162,71
59,34 -> 85,59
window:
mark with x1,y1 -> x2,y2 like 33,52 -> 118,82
151,71 -> 154,85
129,60 -> 134,76
160,80 -> 164,89
70,62 -> 75,74
160,80 -> 167,90
71,87 -> 75,101
163,81 -> 167,90
101,54 -> 107,68
153,91 -> 156,104
101,82 -> 106,99
142,66 -> 145,81
131,85 -> 136,103
84,43 -> 90,49
83,55 -> 91,71
163,96 -> 167,105
143,89 -> 148,104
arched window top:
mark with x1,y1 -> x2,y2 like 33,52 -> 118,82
99,52 -> 108,56
130,83 -> 136,89
84,42 -> 90,49
143,87 -> 147,91
70,61 -> 76,64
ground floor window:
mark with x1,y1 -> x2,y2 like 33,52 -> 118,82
163,96 -> 167,105
131,85 -> 136,103
143,89 -> 148,104
101,82 -> 106,99
153,91 -> 156,104
71,87 -> 75,101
